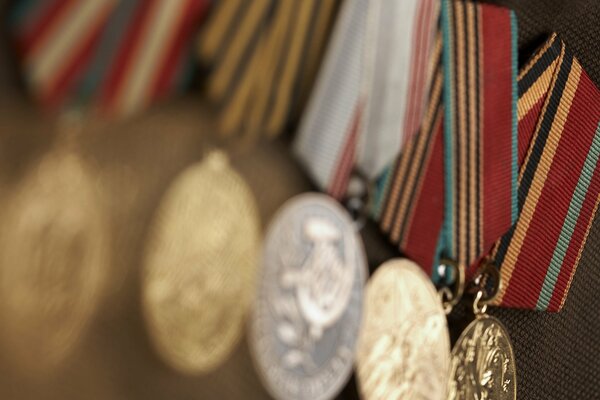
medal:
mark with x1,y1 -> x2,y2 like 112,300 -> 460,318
249,193 -> 366,400
0,127 -> 109,373
448,315 -> 516,400
356,258 -> 450,400
142,150 -> 260,374
447,264 -> 517,400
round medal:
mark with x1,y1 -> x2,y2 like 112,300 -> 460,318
250,193 -> 366,400
447,315 -> 517,400
0,149 -> 109,372
356,258 -> 450,400
142,151 -> 260,374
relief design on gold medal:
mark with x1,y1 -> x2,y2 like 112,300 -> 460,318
142,151 -> 260,374
251,194 -> 365,400
0,150 -> 108,373
448,316 -> 517,400
356,259 -> 450,400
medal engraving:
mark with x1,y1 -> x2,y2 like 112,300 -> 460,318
0,150 -> 108,372
356,259 -> 450,400
250,194 -> 366,400
448,316 -> 517,400
142,151 -> 260,374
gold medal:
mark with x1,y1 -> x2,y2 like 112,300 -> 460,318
142,150 -> 260,374
0,144 -> 109,373
447,265 -> 517,400
356,258 -> 451,400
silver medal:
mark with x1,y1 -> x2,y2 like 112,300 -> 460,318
250,193 -> 366,400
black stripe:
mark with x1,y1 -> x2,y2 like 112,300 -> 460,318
451,1 -> 461,259
218,0 -> 276,107
518,38 -> 561,98
518,47 -> 573,210
494,46 -> 574,266
259,0 -> 302,132
474,3 -> 482,260
208,1 -> 252,67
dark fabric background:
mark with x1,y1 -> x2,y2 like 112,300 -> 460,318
0,1 -> 598,399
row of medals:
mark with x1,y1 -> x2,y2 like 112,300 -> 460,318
0,131 -> 516,399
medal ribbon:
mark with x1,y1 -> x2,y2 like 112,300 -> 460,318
9,0 -> 210,117
293,0 -> 368,198
356,0 -> 440,179
198,0 -> 339,138
489,35 -> 600,311
376,1 -> 518,280
294,0 -> 440,198
375,28 -> 600,311
439,0 -> 518,279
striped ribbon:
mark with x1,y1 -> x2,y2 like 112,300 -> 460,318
374,28 -> 600,310
198,0 -> 339,138
293,0 -> 368,199
356,0 -> 440,179
10,0 -> 210,117
294,0 -> 440,198
439,0 -> 518,279
374,44 -> 445,277
375,1 -> 518,279
489,35 -> 600,311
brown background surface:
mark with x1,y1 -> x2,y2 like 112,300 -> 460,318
0,0 -> 599,399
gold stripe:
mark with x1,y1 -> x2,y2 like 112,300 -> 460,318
516,33 -> 558,82
295,0 -> 338,113
245,1 -> 295,138
477,5 -> 485,260
454,0 -> 468,264
466,2 -> 478,262
197,0 -> 243,62
217,22 -> 270,136
517,59 -> 558,120
390,69 -> 443,243
208,0 -> 270,100
496,53 -> 582,304
267,0 -> 315,136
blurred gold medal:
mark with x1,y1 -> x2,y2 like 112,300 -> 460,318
0,138 -> 109,373
142,150 -> 260,374
356,259 -> 451,400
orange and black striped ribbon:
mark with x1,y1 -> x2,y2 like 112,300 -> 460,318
198,0 -> 339,139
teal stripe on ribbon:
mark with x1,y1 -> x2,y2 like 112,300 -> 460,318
440,0 -> 455,260
510,11 -> 519,223
536,122 -> 600,310
371,166 -> 392,219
